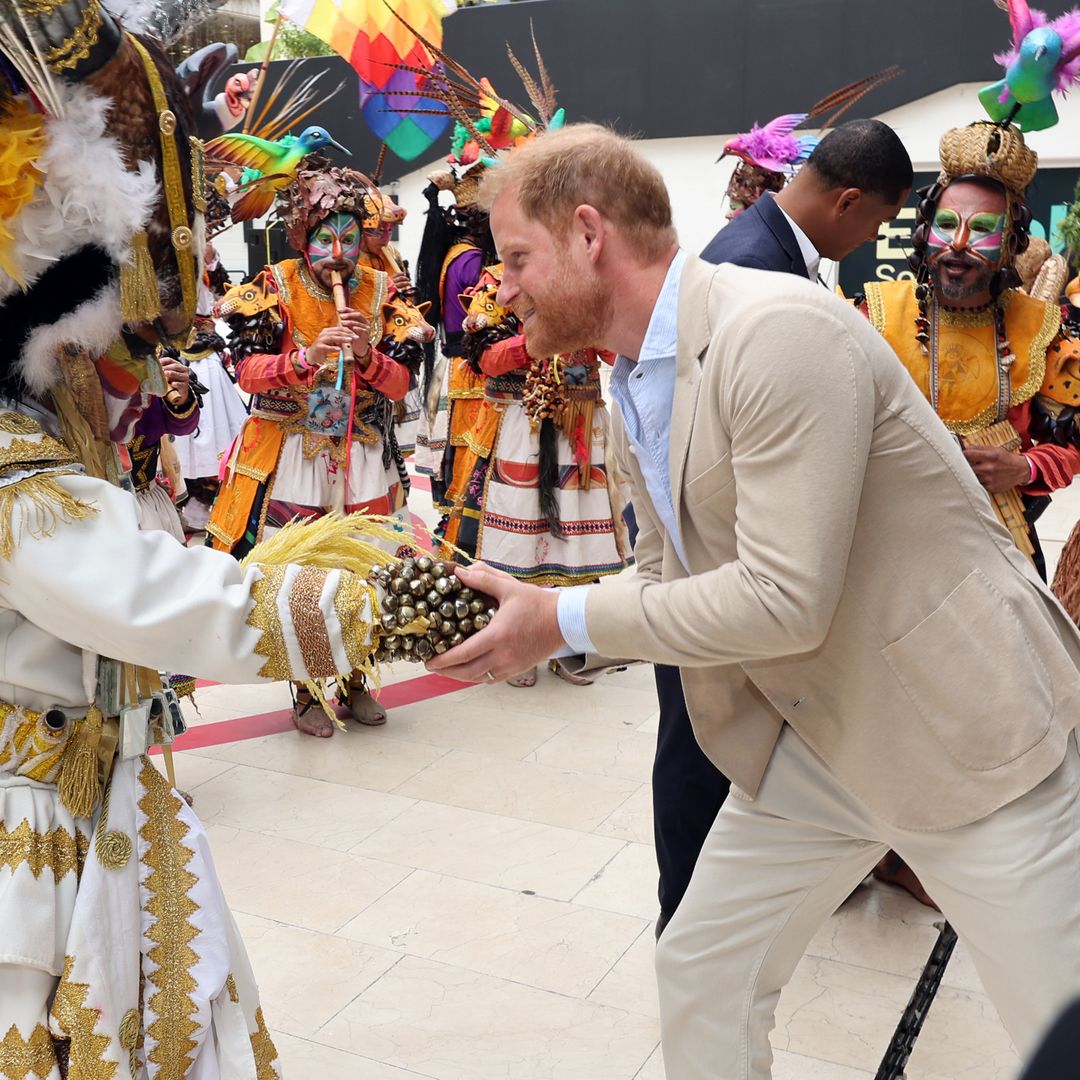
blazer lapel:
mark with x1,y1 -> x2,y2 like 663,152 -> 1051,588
668,256 -> 713,539
757,194 -> 809,278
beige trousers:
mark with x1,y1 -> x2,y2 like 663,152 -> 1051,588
655,724 -> 1080,1080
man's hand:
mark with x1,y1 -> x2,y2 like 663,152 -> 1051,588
159,355 -> 191,405
307,325 -> 358,369
337,309 -> 371,359
391,271 -> 412,294
963,446 -> 1032,494
424,564 -> 565,682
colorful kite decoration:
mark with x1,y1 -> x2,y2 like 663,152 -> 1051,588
277,0 -> 454,160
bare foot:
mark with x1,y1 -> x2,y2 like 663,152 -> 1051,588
292,692 -> 334,738
506,666 -> 537,688
873,854 -> 939,910
341,689 -> 388,726
549,659 -> 593,686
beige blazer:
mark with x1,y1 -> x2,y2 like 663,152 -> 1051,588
585,255 -> 1080,830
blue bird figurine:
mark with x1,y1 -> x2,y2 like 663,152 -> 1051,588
979,0 -> 1080,132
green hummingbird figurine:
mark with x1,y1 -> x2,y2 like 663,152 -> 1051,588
206,125 -> 351,222
978,0 -> 1080,133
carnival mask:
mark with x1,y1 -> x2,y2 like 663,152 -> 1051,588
725,162 -> 785,221
306,213 -> 362,267
928,206 -> 1007,267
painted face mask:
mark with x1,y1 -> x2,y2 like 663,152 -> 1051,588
305,212 -> 362,266
725,162 -> 785,220
927,207 -> 1007,267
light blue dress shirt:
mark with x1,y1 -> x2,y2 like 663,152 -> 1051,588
556,248 -> 687,655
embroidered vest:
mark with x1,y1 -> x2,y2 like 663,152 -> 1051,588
864,280 -> 1060,435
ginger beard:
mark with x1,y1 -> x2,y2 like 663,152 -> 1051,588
510,244 -> 614,359
492,191 -> 615,358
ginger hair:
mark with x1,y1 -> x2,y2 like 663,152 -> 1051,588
478,123 -> 676,260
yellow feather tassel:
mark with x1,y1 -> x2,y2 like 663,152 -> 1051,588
240,512 -> 414,575
0,99 -> 47,286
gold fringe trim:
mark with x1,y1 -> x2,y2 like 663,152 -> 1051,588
0,473 -> 98,561
863,281 -> 887,336
57,705 -> 104,819
52,372 -> 112,476
120,231 -> 161,324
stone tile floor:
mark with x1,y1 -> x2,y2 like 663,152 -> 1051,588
169,474 -> 1080,1079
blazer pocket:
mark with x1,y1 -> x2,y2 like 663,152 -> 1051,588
684,454 -> 733,506
881,569 -> 1054,771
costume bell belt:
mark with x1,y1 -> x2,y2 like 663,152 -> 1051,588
0,666 -> 182,818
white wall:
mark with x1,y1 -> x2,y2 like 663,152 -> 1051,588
388,81 -> 1080,271
212,81 -> 1080,280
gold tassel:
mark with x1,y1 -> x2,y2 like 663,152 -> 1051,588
119,231 -> 161,324
51,378 -> 111,479
0,474 -> 98,560
58,705 -> 104,819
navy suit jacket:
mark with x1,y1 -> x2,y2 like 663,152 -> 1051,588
699,191 -> 809,277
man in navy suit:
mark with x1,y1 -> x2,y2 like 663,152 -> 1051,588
652,119 -> 913,936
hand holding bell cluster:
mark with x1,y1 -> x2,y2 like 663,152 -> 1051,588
369,553 -> 497,664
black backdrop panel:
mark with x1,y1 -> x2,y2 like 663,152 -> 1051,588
218,0 -> 1080,181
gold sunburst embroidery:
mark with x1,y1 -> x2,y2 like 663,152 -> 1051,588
137,759 -> 202,1078
245,564 -> 292,681
249,1008 -> 280,1080
0,819 -> 86,882
49,956 -> 117,1078
0,1023 -> 57,1079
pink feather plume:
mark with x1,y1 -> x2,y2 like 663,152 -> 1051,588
994,3 -> 1080,93
724,112 -> 811,171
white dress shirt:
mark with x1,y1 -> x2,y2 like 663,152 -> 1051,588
556,248 -> 687,655
777,205 -> 821,281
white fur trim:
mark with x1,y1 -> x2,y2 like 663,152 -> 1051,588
19,286 -> 121,394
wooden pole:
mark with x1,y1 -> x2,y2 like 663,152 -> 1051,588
243,15 -> 282,134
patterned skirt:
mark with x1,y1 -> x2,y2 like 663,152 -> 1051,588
444,398 -> 628,585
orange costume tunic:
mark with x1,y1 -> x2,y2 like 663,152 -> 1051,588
864,280 -> 1080,495
414,243 -> 485,510
207,259 -> 409,555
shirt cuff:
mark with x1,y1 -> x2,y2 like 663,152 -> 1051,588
1024,454 -> 1038,484
555,585 -> 597,657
